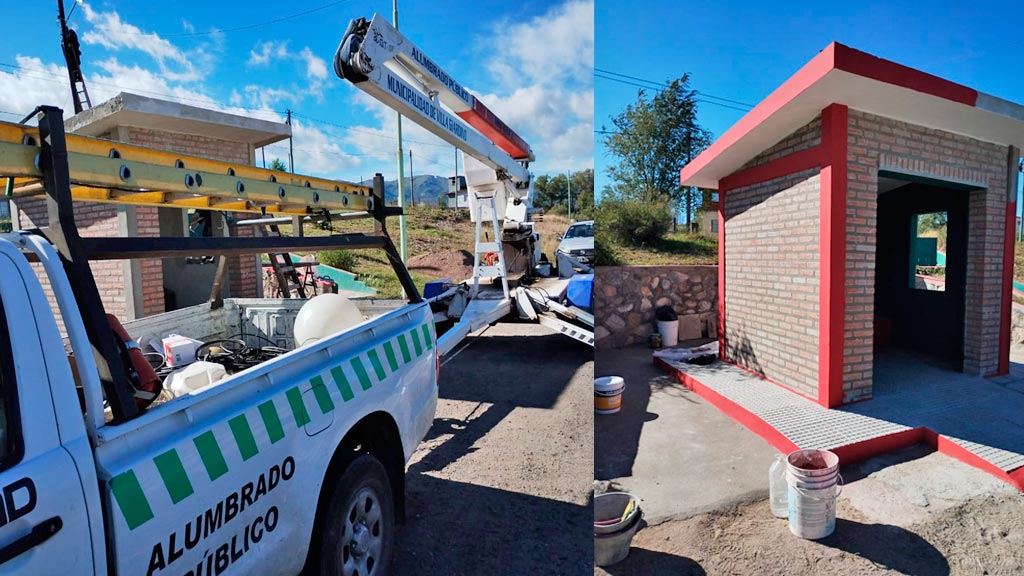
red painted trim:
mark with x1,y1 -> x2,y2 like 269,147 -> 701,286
832,43 -> 978,107
718,189 -> 726,358
680,42 -> 982,190
818,104 -> 849,408
719,145 -> 827,192
655,360 -> 1024,492
654,357 -> 799,454
830,428 -> 925,465
680,43 -> 837,186
722,358 -> 821,405
926,431 -> 1024,491
998,201 -> 1016,376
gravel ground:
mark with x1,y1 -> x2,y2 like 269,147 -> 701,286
407,249 -> 475,283
394,322 -> 594,575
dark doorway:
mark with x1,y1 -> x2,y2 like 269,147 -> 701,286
873,177 -> 972,369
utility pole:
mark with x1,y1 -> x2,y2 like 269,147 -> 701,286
286,110 -> 295,173
684,130 -> 693,233
393,0 -> 407,262
409,149 -> 415,206
567,170 -> 572,221
58,0 -> 91,114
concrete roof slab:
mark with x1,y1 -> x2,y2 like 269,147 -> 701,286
681,43 -> 1024,190
65,92 -> 290,148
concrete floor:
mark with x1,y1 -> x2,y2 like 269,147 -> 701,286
395,322 -> 593,575
595,343 -> 778,525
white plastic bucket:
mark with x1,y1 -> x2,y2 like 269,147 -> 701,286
785,449 -> 842,539
595,376 -> 625,414
657,320 -> 679,347
594,492 -> 642,567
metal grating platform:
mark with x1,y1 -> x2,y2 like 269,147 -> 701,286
663,354 -> 1024,473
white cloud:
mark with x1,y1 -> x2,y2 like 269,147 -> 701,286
299,48 -> 327,81
79,2 -> 204,83
484,0 -> 594,90
248,41 -> 290,67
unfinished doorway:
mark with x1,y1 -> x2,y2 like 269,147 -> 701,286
873,175 -> 974,369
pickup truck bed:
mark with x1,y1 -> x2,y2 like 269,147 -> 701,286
121,298 -> 407,351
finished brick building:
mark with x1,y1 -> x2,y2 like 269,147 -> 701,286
680,43 -> 1022,408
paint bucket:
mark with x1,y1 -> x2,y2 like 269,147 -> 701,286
595,376 -> 625,414
786,449 -> 842,539
594,492 -> 642,566
657,320 -> 679,347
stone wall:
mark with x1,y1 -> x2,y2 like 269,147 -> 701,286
595,265 -> 717,349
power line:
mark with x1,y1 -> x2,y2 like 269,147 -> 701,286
595,67 -> 755,109
291,112 -> 453,149
594,72 -> 752,113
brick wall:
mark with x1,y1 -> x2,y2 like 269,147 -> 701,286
724,170 -> 822,398
845,110 -> 1009,385
15,122 -> 261,327
595,265 -> 717,348
123,126 -> 259,300
16,199 -> 128,332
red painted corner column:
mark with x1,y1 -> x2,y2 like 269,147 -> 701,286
998,146 -> 1019,376
819,104 -> 848,408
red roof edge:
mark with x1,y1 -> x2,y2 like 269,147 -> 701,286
681,42 -> 982,188
832,43 -> 978,107
680,43 -> 838,187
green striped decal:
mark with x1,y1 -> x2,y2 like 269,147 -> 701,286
286,386 -> 311,427
153,450 -> 194,504
350,357 -> 373,391
330,366 -> 355,402
383,341 -> 400,372
229,414 -> 259,461
258,401 -> 286,444
411,328 -> 423,356
110,321 -> 435,531
421,324 -> 433,350
397,333 -> 412,363
194,431 -> 228,481
110,470 -> 154,530
367,349 -> 387,380
310,376 -> 335,413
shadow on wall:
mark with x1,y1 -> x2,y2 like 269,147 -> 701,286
725,325 -> 763,377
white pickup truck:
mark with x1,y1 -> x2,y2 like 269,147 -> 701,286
0,231 -> 438,575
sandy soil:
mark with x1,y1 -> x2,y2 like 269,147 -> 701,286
407,249 -> 475,283
393,323 -> 594,575
596,494 -> 1024,575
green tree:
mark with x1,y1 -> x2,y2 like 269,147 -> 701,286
268,158 -> 287,172
603,74 -> 713,229
532,169 -> 594,219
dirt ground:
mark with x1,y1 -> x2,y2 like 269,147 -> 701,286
407,249 -> 475,283
596,493 -> 1024,575
394,322 -> 594,575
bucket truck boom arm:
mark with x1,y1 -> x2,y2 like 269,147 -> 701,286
334,14 -> 532,188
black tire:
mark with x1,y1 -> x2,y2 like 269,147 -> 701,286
316,454 -> 395,576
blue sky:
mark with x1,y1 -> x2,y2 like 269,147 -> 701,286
1,0 -> 593,183
595,0 -> 1023,199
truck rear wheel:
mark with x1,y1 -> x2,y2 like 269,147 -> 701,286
318,454 -> 394,576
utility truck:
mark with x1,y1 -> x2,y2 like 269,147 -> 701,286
0,107 -> 436,576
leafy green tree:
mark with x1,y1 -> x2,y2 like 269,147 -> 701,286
268,158 -> 287,172
532,169 -> 594,219
603,74 -> 713,229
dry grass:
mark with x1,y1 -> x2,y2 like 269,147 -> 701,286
278,207 -> 571,298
